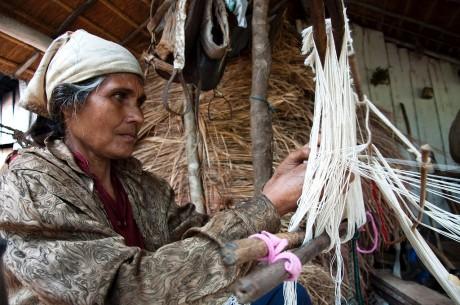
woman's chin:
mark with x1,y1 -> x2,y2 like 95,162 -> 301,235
106,146 -> 135,160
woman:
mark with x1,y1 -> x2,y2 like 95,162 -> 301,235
0,30 -> 310,305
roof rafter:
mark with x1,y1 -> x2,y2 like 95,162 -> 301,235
14,0 -> 98,79
99,0 -> 150,38
51,0 -> 121,42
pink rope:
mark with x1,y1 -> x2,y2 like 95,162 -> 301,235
357,211 -> 379,254
250,231 -> 302,281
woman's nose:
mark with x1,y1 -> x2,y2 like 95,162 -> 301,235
126,104 -> 144,126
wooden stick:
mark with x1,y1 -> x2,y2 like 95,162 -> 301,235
250,0 -> 273,194
183,87 -> 206,214
310,0 -> 327,65
325,0 -> 345,58
221,231 -> 306,265
349,54 -> 365,102
147,0 -> 175,33
232,224 -> 347,303
412,144 -> 431,231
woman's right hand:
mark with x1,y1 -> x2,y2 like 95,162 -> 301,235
262,145 -> 310,216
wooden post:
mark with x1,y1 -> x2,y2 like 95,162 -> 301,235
250,0 -> 273,194
183,88 -> 206,214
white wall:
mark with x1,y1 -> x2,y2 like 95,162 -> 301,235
352,24 -> 460,166
0,80 -> 32,163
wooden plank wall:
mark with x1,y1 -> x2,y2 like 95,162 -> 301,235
352,24 -> 460,166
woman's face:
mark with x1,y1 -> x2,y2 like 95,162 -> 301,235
64,73 -> 146,159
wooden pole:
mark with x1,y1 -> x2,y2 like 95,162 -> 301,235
221,231 -> 306,266
250,0 -> 273,194
183,87 -> 206,214
325,0 -> 345,57
0,13 -> 52,51
412,144 -> 431,231
233,224 -> 347,303
310,0 -> 327,65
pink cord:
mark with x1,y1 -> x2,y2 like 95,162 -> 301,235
250,231 -> 302,281
357,211 -> 379,254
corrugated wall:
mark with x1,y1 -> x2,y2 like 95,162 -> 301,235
352,24 -> 460,166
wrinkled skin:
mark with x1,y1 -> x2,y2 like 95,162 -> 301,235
64,73 -> 146,198
64,73 -> 146,161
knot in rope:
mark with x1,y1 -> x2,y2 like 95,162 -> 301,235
249,231 -> 302,281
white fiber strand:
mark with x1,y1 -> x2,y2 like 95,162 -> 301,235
293,6 -> 460,305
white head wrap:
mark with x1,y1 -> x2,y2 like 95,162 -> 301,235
20,30 -> 144,118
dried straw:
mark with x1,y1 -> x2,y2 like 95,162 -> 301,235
135,25 -> 315,213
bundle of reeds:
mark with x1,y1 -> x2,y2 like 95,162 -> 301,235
135,25 -> 315,213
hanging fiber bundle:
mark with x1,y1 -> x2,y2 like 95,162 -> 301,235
286,8 -> 460,305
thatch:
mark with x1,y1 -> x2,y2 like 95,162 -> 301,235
135,25 -> 314,213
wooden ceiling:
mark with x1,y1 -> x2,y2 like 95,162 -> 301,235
0,0 -> 459,83
0,0 -> 151,81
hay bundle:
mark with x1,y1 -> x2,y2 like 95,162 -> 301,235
135,25 -> 315,213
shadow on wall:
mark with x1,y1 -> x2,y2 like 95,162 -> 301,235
449,109 -> 460,164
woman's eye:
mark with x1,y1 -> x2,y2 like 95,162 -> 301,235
113,92 -> 127,101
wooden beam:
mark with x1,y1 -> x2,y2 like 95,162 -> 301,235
14,0 -> 97,78
0,13 -> 52,51
0,56 -> 34,78
14,0 -> 96,78
121,19 -> 149,45
0,31 -> 35,51
371,270 -> 454,305
55,0 -> 97,36
99,0 -> 149,38
14,52 -> 40,79
0,2 -> 55,35
51,0 -> 121,42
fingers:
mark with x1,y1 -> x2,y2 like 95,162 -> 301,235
286,145 -> 310,164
